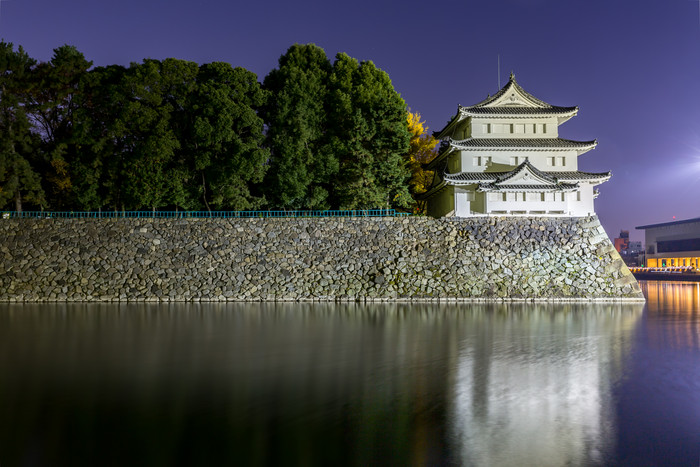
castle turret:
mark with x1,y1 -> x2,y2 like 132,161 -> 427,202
419,73 -> 610,217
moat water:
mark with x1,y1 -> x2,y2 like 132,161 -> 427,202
0,281 -> 698,466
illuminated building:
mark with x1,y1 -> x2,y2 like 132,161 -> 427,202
420,73 -> 611,217
614,231 -> 643,266
614,230 -> 629,253
636,216 -> 700,268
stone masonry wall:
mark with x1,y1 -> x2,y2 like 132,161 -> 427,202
0,216 -> 644,302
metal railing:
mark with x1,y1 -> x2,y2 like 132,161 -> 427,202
1,209 -> 411,219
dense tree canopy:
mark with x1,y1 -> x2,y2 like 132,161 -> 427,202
0,41 -> 425,213
326,53 -> 411,210
262,44 -> 334,210
0,41 -> 45,212
263,46 -> 412,211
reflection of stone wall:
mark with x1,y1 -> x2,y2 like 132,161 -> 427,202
0,215 -> 644,302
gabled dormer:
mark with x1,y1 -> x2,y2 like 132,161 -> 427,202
496,160 -> 557,186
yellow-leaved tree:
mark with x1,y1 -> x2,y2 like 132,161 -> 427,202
406,110 -> 439,213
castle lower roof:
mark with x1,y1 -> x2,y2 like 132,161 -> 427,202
417,160 -> 611,201
477,183 -> 579,192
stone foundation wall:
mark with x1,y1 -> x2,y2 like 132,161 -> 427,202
0,216 -> 644,302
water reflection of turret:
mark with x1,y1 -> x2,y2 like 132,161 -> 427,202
447,303 -> 643,467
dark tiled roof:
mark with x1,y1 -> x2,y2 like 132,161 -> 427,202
477,183 -> 579,192
449,138 -> 597,150
465,73 -> 565,110
548,171 -> 612,181
461,107 -> 577,115
443,170 -> 611,182
435,74 -> 578,137
495,159 -> 555,184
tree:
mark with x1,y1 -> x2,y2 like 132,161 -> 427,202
326,53 -> 411,210
0,41 -> 45,212
67,64 -> 126,211
27,45 -> 92,208
261,44 -> 335,209
184,62 -> 269,211
406,111 -> 439,212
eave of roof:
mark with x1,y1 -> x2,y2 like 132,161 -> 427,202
414,178 -> 447,200
460,107 -> 577,116
496,159 -> 555,184
443,169 -> 611,183
450,138 -> 597,151
433,73 -> 578,137
477,183 -> 579,192
423,147 -> 453,170
465,73 -> 567,110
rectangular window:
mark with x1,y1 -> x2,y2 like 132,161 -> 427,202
560,193 -> 565,202
657,238 -> 700,253
482,124 -> 489,134
576,191 -> 581,202
533,124 -> 538,133
547,157 -> 555,166
474,156 -> 491,167
558,156 -> 566,167
502,193 -> 507,201
541,193 -> 546,202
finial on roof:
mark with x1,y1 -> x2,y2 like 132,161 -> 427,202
510,71 -> 515,80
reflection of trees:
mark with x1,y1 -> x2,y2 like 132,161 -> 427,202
0,302 -> 643,465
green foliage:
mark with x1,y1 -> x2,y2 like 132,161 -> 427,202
326,53 -> 411,210
27,45 -> 93,208
262,44 -> 334,209
71,65 -> 127,210
0,41 -> 417,213
0,41 -> 45,211
263,45 -> 411,211
188,62 -> 269,210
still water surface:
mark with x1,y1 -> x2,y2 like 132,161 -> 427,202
0,282 -> 698,466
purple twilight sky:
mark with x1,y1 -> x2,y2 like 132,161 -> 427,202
2,0 -> 699,241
